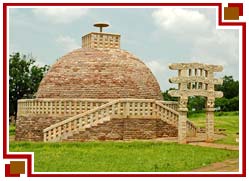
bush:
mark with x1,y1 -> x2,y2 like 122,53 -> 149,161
215,97 -> 239,112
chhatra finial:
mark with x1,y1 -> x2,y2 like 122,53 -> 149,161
93,22 -> 109,33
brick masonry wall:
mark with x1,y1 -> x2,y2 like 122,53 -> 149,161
66,118 -> 178,141
36,48 -> 163,100
15,115 -> 70,141
16,117 -> 177,141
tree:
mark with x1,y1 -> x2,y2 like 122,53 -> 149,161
215,76 -> 239,99
215,76 -> 239,111
9,52 -> 49,120
162,88 -> 178,101
188,96 -> 206,111
215,96 -> 239,112
215,97 -> 228,111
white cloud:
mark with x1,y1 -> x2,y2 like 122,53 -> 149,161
32,8 -> 88,24
191,29 -> 239,65
152,8 -> 239,81
56,35 -> 80,52
152,8 -> 211,36
190,29 -> 239,80
146,60 -> 167,73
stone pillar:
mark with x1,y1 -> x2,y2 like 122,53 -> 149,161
206,98 -> 215,142
178,97 -> 188,144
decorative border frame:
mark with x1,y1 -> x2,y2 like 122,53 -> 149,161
2,2 -> 246,177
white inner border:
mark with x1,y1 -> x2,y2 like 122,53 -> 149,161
6,5 -> 243,175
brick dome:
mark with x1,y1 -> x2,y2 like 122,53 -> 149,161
36,48 -> 163,100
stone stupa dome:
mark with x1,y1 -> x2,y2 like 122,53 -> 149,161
36,23 -> 163,100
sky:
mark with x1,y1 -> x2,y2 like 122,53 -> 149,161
9,7 -> 239,91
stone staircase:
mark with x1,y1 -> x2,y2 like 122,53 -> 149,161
62,116 -> 112,142
43,99 -> 197,142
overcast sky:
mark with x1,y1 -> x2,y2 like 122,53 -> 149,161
9,7 -> 239,91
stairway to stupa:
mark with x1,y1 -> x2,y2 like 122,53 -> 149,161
43,99 -> 197,142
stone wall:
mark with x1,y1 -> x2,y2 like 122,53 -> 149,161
65,118 -> 178,141
15,115 -> 177,141
16,116 -> 177,142
15,115 -> 70,141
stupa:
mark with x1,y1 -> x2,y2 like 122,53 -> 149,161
35,23 -> 163,100
16,23 -> 197,142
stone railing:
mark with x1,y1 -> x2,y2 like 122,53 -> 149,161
17,99 -> 111,116
154,101 -> 195,136
82,32 -> 121,49
43,99 -> 196,142
156,101 -> 178,111
17,99 -> 178,116
186,120 -> 197,137
154,101 -> 179,126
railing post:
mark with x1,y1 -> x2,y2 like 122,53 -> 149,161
124,101 -> 129,118
49,101 -> 52,114
111,104 -> 115,116
117,101 -> 120,115
68,101 -> 71,114
152,101 -> 156,117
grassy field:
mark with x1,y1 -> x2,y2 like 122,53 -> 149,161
9,111 -> 239,172
188,111 -> 239,145
10,141 -> 238,172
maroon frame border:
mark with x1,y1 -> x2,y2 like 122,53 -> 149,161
2,3 -> 246,177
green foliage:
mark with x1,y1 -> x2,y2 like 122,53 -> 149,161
162,88 -> 178,101
188,96 -> 206,111
9,124 -> 16,136
215,97 -> 239,111
215,76 -> 239,99
9,141 -> 238,172
189,112 -> 239,145
9,52 -> 49,118
215,76 -> 239,111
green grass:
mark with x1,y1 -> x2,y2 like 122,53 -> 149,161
188,111 -> 239,145
9,112 -> 239,172
9,124 -> 16,136
10,141 -> 238,172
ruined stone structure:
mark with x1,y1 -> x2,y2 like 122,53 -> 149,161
168,63 -> 223,143
16,23 -> 197,142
